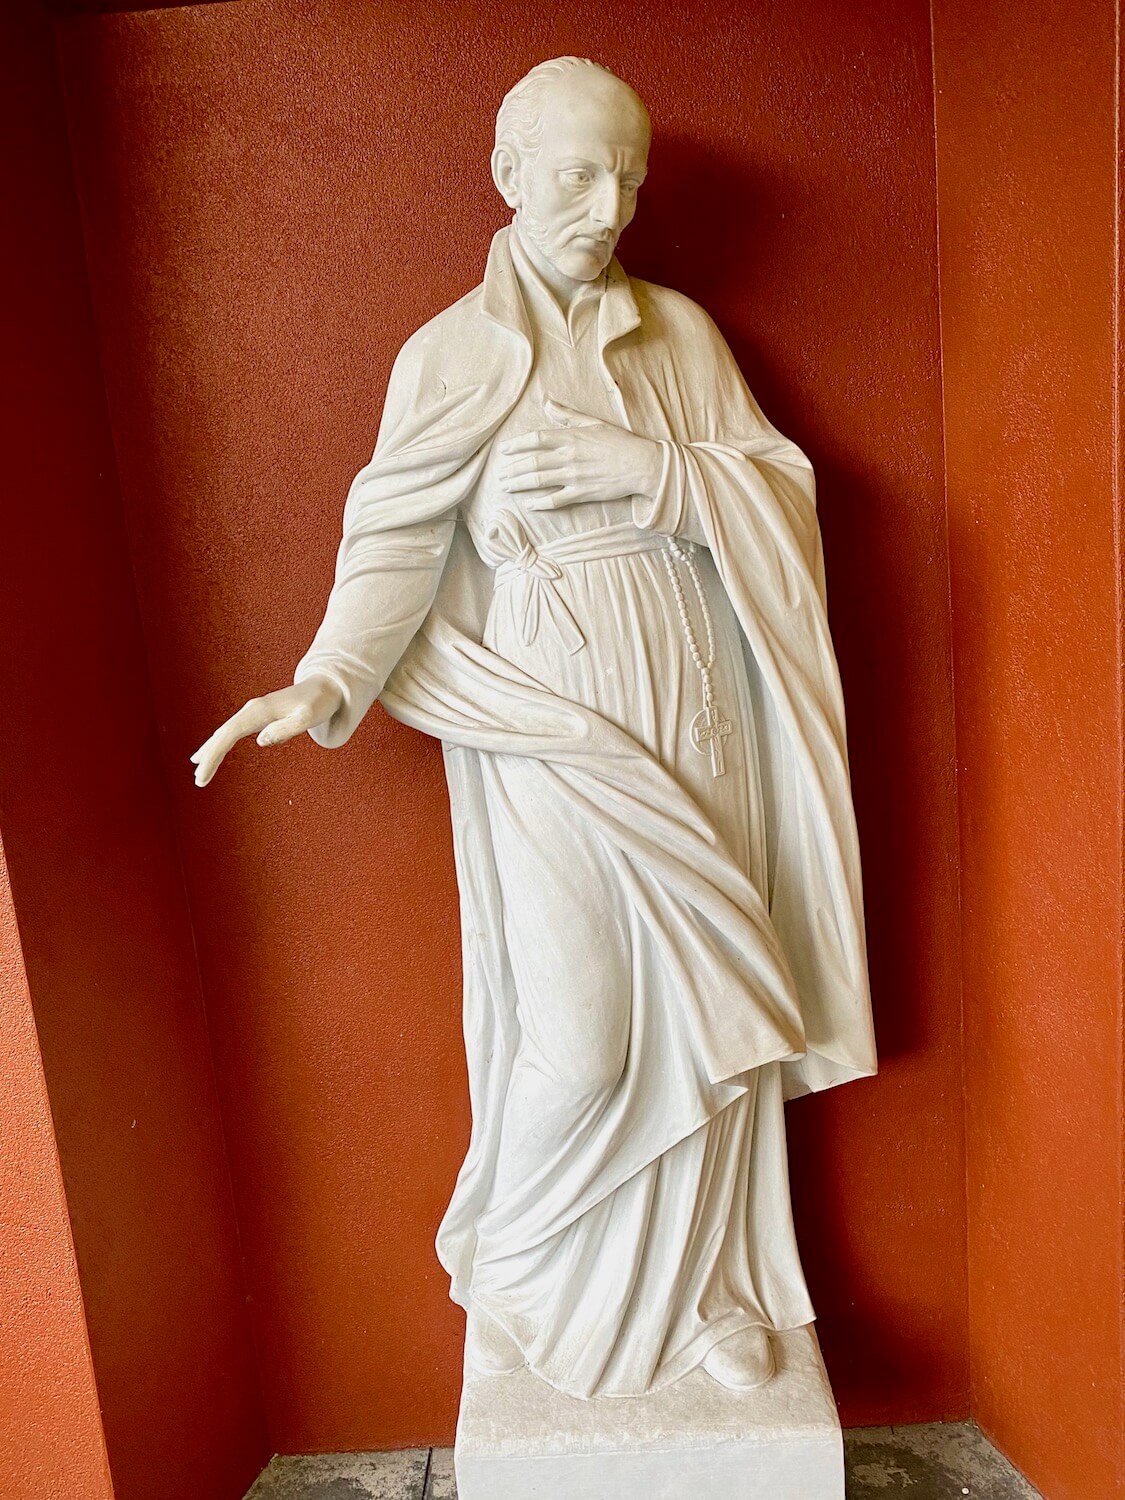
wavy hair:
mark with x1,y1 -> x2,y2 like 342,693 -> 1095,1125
495,57 -> 642,161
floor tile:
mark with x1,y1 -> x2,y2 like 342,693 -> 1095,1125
422,1449 -> 456,1500
844,1423 -> 1041,1498
246,1449 -> 429,1500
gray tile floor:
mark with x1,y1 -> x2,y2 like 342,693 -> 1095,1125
246,1422 -> 1041,1498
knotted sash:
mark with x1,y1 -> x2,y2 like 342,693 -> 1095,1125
485,509 -> 665,654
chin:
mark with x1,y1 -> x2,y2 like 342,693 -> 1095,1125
558,248 -> 612,281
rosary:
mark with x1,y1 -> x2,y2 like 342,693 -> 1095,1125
660,538 -> 733,778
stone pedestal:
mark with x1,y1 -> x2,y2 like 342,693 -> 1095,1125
454,1324 -> 844,1499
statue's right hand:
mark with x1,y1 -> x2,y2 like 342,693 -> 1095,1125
190,675 -> 343,787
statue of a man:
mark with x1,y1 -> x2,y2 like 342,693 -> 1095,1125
193,56 -> 876,1402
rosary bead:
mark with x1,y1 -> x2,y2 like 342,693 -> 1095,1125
661,539 -> 733,778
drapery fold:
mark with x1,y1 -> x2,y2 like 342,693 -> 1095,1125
297,227 -> 873,1099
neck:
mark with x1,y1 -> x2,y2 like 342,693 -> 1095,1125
513,219 -> 588,313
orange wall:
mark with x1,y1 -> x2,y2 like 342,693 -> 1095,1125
0,841 -> 113,1500
0,5 -> 268,1497
933,1 -> 1125,1496
55,0 -> 968,1447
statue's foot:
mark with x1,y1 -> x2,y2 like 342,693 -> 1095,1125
702,1324 -> 776,1392
466,1304 -> 525,1377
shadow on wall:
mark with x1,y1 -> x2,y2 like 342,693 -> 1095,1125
633,132 -> 792,312
640,132 -> 943,1074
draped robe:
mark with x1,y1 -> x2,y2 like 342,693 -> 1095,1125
295,225 -> 877,1399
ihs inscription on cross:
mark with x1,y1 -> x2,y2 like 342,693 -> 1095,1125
690,705 -> 733,778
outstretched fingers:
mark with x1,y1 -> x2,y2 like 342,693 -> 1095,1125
190,698 -> 275,787
256,706 -> 316,748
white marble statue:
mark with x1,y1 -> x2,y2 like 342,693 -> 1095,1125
193,56 -> 876,1405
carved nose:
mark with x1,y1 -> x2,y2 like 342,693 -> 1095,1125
590,181 -> 622,229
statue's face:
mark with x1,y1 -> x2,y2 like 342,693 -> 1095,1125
507,75 -> 650,282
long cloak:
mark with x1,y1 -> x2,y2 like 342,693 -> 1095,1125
295,225 -> 876,1395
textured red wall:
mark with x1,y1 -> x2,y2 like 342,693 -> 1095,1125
55,0 -> 966,1448
0,840 -> 112,1500
0,5 -> 268,1497
933,2 -> 1125,1496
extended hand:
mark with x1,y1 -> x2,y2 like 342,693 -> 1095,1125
190,675 -> 343,787
497,399 -> 663,509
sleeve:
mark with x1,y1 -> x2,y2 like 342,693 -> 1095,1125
628,299 -> 819,569
294,504 -> 457,749
293,330 -> 488,748
630,440 -> 710,546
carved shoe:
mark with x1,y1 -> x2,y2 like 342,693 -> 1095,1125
702,1324 -> 776,1392
466,1303 -> 526,1377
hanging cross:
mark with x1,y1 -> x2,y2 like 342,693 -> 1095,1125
690,705 -> 733,778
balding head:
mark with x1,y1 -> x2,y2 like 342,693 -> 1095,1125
496,58 -> 650,162
492,58 -> 651,285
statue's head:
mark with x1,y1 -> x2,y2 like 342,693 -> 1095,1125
492,57 -> 651,284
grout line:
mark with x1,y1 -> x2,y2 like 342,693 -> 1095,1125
420,1447 -> 433,1500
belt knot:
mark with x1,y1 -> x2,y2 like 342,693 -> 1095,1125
489,511 -> 563,581
487,510 -> 585,655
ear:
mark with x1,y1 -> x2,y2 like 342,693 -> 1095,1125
491,145 -> 522,209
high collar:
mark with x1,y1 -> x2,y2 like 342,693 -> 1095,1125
508,227 -> 602,347
480,223 -> 642,354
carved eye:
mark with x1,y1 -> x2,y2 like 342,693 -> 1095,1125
564,170 -> 592,187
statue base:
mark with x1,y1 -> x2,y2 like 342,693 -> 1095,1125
454,1323 -> 844,1499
